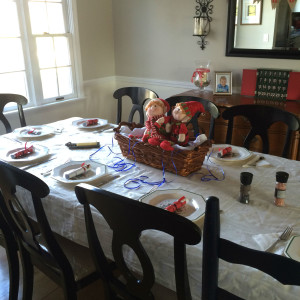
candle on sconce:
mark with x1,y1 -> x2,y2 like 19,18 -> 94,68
194,17 -> 200,35
194,17 -> 206,36
198,17 -> 204,35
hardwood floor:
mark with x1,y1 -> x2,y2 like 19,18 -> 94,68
0,246 -> 105,300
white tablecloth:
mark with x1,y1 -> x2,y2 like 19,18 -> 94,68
1,117 -> 300,300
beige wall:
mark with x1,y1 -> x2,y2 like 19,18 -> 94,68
76,0 -> 115,80
112,0 -> 300,93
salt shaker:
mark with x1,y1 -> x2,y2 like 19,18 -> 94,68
274,171 -> 289,207
239,172 -> 253,204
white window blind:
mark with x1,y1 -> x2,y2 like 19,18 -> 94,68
0,0 -> 81,110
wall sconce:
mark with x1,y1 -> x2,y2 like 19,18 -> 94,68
193,0 -> 213,50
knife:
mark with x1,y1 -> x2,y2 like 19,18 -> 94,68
19,156 -> 57,171
242,155 -> 264,168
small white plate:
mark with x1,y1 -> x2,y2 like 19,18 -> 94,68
14,125 -> 54,138
51,160 -> 107,184
3,144 -> 49,163
72,118 -> 108,129
284,235 -> 300,262
139,189 -> 206,221
209,144 -> 252,163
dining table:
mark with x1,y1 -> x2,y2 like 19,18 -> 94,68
1,116 -> 300,300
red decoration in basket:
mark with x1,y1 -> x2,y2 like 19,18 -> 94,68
142,98 -> 170,146
155,101 -> 205,151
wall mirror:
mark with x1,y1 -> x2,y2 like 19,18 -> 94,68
226,0 -> 300,59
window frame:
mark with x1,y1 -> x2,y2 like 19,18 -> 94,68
2,0 -> 83,112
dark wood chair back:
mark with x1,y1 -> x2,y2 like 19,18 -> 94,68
202,196 -> 300,300
0,208 -> 19,300
75,183 -> 202,300
0,161 -> 100,299
0,94 -> 27,133
222,104 -> 300,158
165,95 -> 220,140
113,87 -> 159,124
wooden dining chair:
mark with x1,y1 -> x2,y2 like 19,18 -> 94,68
0,94 -> 28,133
0,209 -> 19,300
165,95 -> 220,140
0,160 -> 101,300
222,104 -> 300,158
113,87 -> 159,124
202,196 -> 300,300
75,183 -> 202,300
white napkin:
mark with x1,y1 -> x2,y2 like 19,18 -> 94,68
242,154 -> 272,168
256,159 -> 272,167
252,233 -> 284,253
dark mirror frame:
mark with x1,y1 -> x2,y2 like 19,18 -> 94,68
226,0 -> 300,60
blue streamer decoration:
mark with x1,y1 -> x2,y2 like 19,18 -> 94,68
189,149 -> 225,182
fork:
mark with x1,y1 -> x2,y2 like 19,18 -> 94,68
40,157 -> 71,176
265,226 -> 293,252
146,185 -> 159,194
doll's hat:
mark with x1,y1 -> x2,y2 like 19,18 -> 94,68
176,101 -> 205,122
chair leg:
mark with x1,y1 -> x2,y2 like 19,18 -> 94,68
5,245 -> 19,300
19,249 -> 34,300
62,280 -> 77,300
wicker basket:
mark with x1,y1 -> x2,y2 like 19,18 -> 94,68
114,122 -> 211,176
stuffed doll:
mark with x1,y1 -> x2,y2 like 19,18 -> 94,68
142,98 -> 170,146
155,101 -> 205,151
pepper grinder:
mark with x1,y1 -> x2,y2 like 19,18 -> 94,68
274,171 -> 289,207
239,172 -> 253,204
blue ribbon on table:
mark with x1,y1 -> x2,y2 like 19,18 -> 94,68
189,149 -> 225,182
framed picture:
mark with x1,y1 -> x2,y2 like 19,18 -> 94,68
241,0 -> 262,25
214,72 -> 232,95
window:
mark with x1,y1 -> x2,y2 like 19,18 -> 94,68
0,0 -> 81,110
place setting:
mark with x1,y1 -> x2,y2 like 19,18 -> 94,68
139,189 -> 206,226
0,141 -> 55,170
49,159 -> 119,187
208,144 -> 272,167
72,118 -> 108,130
13,125 -> 57,139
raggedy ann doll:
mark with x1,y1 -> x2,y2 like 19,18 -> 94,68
155,101 -> 205,151
142,98 -> 170,146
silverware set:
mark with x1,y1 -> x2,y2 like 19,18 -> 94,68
265,226 -> 293,252
19,156 -> 58,171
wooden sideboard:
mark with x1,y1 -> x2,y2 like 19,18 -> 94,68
177,90 -> 300,160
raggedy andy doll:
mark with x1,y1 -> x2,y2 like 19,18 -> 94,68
142,98 -> 170,146
154,101 -> 205,151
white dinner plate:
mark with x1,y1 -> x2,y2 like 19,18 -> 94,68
2,144 -> 49,163
209,144 -> 252,163
51,160 -> 107,184
13,125 -> 55,138
72,118 -> 108,129
284,235 -> 300,262
139,189 -> 206,221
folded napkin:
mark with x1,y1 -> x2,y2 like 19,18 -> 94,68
252,232 -> 284,253
242,154 -> 272,168
174,134 -> 207,151
63,163 -> 91,179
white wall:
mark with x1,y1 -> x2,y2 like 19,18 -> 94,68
2,0 -> 300,134
112,0 -> 300,93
